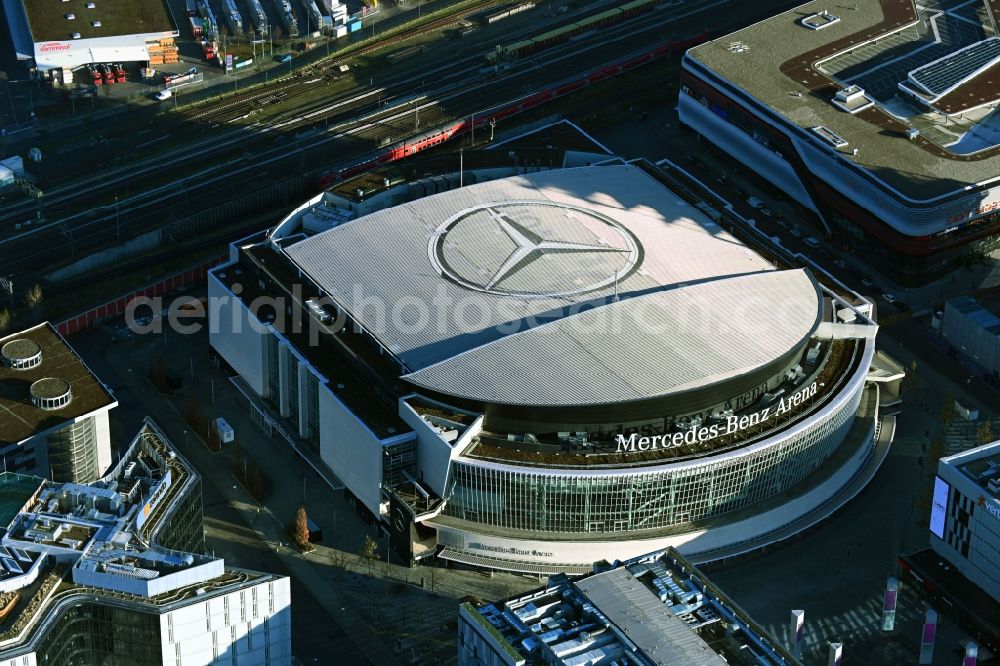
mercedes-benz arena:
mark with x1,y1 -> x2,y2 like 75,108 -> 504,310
208,164 -> 893,573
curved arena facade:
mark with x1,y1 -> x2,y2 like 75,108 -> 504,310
208,163 -> 896,572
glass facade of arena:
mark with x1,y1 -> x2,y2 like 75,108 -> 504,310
47,416 -> 99,484
445,380 -> 865,533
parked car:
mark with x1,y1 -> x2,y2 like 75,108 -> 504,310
276,53 -> 292,63
760,207 -> 774,217
882,293 -> 897,304
747,196 -> 764,209
804,237 -> 820,248
154,89 -> 173,101
790,227 -> 802,238
833,259 -> 847,268
861,277 -> 874,287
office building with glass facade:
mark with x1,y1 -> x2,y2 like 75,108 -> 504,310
210,164 -> 899,573
0,420 -> 291,666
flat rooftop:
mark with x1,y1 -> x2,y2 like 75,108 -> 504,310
464,547 -> 799,665
0,323 -> 115,446
686,0 -> 1000,200
944,439 -> 1000,500
23,0 -> 174,42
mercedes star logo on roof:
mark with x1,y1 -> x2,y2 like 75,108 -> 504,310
429,201 -> 642,298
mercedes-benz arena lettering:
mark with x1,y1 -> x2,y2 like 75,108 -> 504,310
208,164 -> 894,573
680,0 -> 1000,284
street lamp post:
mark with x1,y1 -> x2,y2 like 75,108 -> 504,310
114,194 -> 121,239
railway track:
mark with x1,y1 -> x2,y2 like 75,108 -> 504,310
0,0 -> 798,290
182,0 -> 510,125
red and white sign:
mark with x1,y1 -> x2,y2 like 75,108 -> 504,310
39,42 -> 73,52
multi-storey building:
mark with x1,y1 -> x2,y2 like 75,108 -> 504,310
0,322 -> 116,483
0,419 -> 291,666
681,0 -> 1000,283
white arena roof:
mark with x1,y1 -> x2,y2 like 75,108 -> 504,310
283,165 -> 821,406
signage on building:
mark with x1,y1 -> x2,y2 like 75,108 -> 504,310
978,495 -> 1000,521
469,543 -> 554,558
617,382 -> 818,453
39,42 -> 72,52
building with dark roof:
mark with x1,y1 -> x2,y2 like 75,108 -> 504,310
0,322 -> 116,483
680,0 -> 1000,283
458,547 -> 800,666
209,163 -> 898,572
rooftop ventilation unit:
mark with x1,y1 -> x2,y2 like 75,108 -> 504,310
1,339 -> 42,370
727,41 -> 748,54
30,377 -> 72,410
831,85 -> 874,114
71,32 -> 81,39
801,10 -> 840,30
810,125 -> 849,148
65,13 -> 76,19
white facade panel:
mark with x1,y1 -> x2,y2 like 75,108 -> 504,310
159,577 -> 292,666
209,272 -> 268,397
398,397 -> 482,498
32,32 -> 174,71
318,385 -> 384,516
94,409 -> 112,476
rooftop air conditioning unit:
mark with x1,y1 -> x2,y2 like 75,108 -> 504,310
92,20 -> 101,26
66,13 -> 75,19
71,32 -> 81,38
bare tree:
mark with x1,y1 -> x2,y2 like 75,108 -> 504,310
360,535 -> 380,575
426,562 -> 439,593
977,419 -> 995,445
23,284 -> 43,309
294,505 -> 310,549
